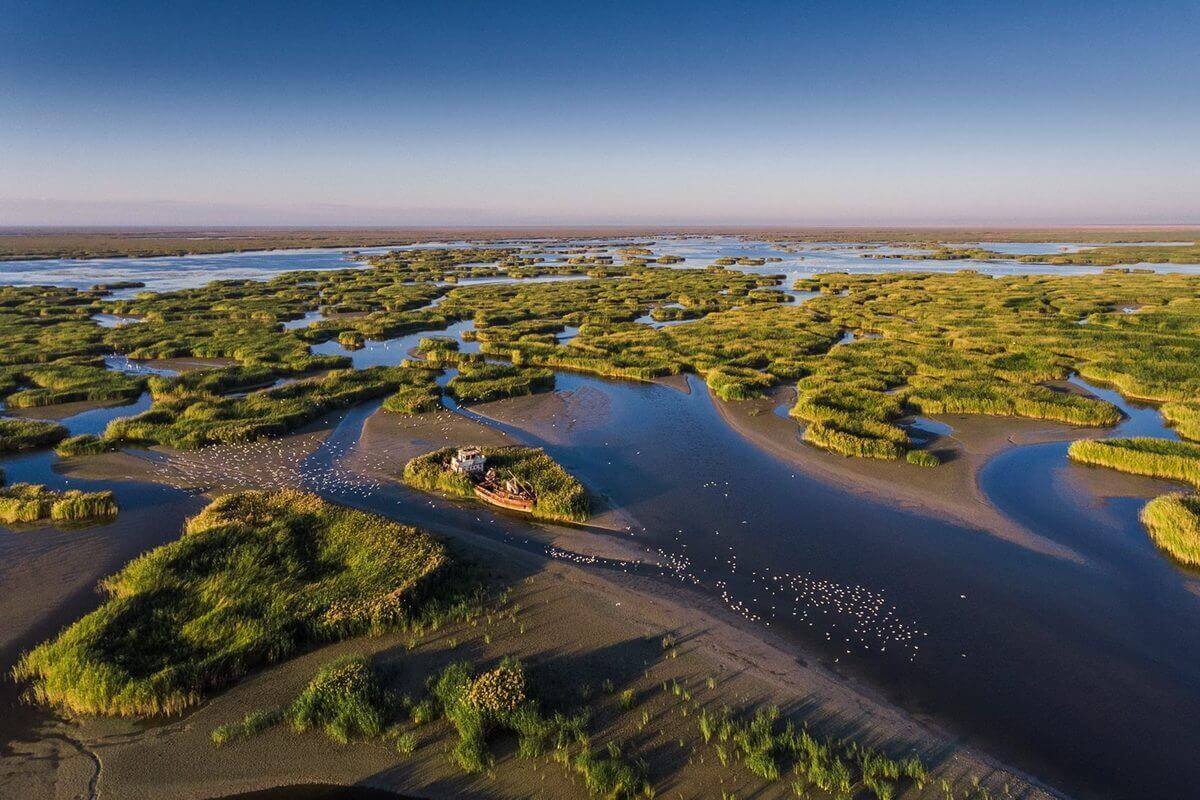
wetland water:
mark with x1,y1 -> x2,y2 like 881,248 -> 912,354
4,240 -> 1200,798
4,236 -> 1200,296
471,373 -> 1200,800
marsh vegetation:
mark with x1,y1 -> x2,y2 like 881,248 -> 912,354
404,446 -> 590,522
12,490 -> 450,716
0,483 -> 116,524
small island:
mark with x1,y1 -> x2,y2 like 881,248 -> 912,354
0,482 -> 117,525
403,446 -> 590,523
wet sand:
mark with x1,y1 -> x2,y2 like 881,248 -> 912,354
4,395 -> 1063,800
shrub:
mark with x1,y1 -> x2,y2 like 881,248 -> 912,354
905,450 -> 940,467
287,656 -> 386,743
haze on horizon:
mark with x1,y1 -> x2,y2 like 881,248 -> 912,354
2,0 -> 1198,228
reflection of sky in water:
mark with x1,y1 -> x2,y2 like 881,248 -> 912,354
4,237 -> 1199,295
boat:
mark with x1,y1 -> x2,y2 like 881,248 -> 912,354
473,469 -> 535,512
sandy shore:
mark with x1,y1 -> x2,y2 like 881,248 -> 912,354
0,391 -> 1069,800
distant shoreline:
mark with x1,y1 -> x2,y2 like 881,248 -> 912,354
2,225 -> 1198,262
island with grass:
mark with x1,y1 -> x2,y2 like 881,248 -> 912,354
0,482 -> 117,525
403,445 -> 590,523
13,490 -> 451,716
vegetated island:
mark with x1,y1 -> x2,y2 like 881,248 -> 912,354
12,490 -> 452,716
1068,438 -> 1200,566
1017,242 -> 1200,266
403,445 -> 590,523
0,482 -> 117,525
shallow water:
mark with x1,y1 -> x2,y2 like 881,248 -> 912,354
281,310 -> 327,330
310,319 -> 479,369
103,354 -> 179,377
4,237 -> 1198,296
0,400 -> 203,758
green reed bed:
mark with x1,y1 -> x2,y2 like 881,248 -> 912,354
2,363 -> 145,408
791,379 -> 910,460
146,363 -> 321,399
0,483 -> 117,525
1140,493 -> 1200,567
13,490 -> 448,716
1162,402 -> 1200,441
1067,438 -> 1200,488
1017,243 -> 1200,266
0,418 -> 68,454
380,367 -> 443,415
54,434 -> 119,457
404,445 -> 590,523
447,361 -> 555,404
106,366 -> 411,448
906,378 -> 1121,427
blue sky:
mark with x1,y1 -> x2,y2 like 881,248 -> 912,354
1,0 -> 1197,225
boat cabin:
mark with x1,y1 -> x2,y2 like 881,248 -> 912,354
449,447 -> 486,476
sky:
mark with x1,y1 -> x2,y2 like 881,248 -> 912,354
1,0 -> 1198,226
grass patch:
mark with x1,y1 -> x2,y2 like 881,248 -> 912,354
447,361 -> 555,404
1067,438 -> 1200,488
211,706 -> 284,747
13,490 -> 448,716
1141,493 -> 1200,566
287,656 -> 387,743
905,449 -> 940,467
429,658 -> 646,797
404,446 -> 590,522
0,418 -> 68,454
55,434 -> 118,457
695,704 -> 926,799
0,483 -> 117,525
